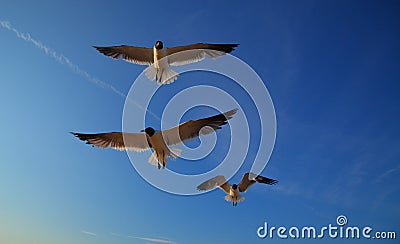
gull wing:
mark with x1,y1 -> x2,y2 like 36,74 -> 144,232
161,109 -> 237,146
71,132 -> 150,152
167,43 -> 239,66
93,45 -> 153,65
238,173 -> 278,192
197,175 -> 230,194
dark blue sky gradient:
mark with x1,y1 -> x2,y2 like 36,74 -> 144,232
0,1 -> 399,243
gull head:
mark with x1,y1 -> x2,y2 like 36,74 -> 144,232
155,40 -> 164,49
141,127 -> 156,136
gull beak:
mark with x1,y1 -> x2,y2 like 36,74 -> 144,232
140,129 -> 145,132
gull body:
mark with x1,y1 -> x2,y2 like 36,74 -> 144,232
142,128 -> 181,169
151,41 -> 176,84
225,184 -> 243,206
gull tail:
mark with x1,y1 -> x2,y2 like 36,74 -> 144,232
145,66 -> 178,85
148,151 -> 159,167
147,148 -> 182,169
169,148 -> 182,159
224,195 -> 245,203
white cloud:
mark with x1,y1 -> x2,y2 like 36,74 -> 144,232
128,235 -> 176,244
81,230 -> 97,236
375,165 -> 400,182
0,20 -> 127,99
0,20 -> 160,121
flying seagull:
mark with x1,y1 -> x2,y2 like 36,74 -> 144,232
197,172 -> 278,206
71,109 -> 237,169
93,41 -> 239,84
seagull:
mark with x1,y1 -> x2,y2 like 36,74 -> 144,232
197,172 -> 278,206
93,41 -> 239,84
71,109 -> 237,169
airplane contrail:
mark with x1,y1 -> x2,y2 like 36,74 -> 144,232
0,20 -> 126,98
0,20 -> 160,121
80,230 -> 97,237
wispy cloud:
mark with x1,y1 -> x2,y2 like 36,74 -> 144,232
0,20 -> 160,121
109,232 -> 176,244
81,230 -> 97,236
375,165 -> 400,183
0,20 -> 127,99
128,236 -> 176,244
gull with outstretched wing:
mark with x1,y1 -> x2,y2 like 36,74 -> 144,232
197,172 -> 278,206
93,41 -> 239,84
71,109 -> 237,169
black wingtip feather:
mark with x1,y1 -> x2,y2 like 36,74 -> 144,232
93,46 -> 104,52
200,43 -> 239,53
71,132 -> 94,141
253,175 -> 279,185
218,43 -> 239,53
70,132 -> 80,137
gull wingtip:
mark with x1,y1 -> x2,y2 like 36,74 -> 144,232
225,108 -> 239,116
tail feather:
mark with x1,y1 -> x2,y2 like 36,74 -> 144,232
169,148 -> 182,159
224,195 -> 245,203
159,68 -> 178,85
145,66 -> 178,84
147,148 -> 182,169
148,151 -> 159,166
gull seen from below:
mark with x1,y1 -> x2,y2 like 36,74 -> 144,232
93,41 -> 239,84
197,172 -> 278,206
71,109 -> 238,169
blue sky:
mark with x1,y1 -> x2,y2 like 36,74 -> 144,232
1,0 -> 399,243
